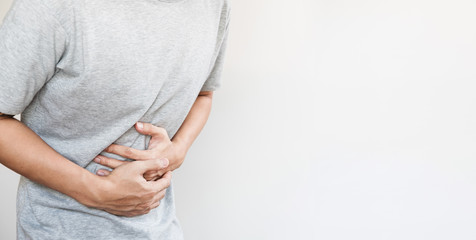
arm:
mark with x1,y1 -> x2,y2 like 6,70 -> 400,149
0,113 -> 171,217
94,91 -> 215,178
0,114 -> 97,202
171,90 -> 215,169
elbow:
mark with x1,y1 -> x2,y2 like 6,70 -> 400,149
0,113 -> 15,121
198,91 -> 214,99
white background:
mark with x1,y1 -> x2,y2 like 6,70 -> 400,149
2,0 -> 476,239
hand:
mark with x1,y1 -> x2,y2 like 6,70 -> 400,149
93,122 -> 186,181
85,158 -> 172,217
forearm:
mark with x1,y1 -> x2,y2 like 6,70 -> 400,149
171,91 -> 214,166
0,116 -> 98,206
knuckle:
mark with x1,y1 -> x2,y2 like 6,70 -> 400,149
154,193 -> 162,201
107,145 -> 116,152
152,200 -> 161,208
157,127 -> 168,136
140,184 -> 151,194
152,159 -> 162,168
124,147 -> 134,157
155,171 -> 164,178
141,192 -> 155,201
145,172 -> 159,181
157,194 -> 164,201
137,203 -> 149,211
151,201 -> 160,209
138,194 -> 148,202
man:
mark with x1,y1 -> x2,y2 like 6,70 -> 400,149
0,0 -> 230,238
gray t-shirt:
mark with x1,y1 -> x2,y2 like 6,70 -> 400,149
0,0 -> 230,238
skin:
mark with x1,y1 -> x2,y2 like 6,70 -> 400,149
95,91 -> 214,179
0,90 -> 214,217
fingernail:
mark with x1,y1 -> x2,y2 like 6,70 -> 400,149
97,170 -> 106,176
93,157 -> 101,164
136,122 -> 143,130
160,158 -> 169,168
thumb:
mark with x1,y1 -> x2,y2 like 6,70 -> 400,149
135,122 -> 167,139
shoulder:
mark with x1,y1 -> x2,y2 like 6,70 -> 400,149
2,0 -> 71,31
206,0 -> 231,16
15,0 -> 77,40
10,0 -> 74,17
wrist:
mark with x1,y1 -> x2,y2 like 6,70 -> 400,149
73,171 -> 108,208
171,139 -> 188,168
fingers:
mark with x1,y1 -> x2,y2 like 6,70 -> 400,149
105,144 -> 151,160
94,156 -> 166,180
104,188 -> 167,217
93,155 -> 125,169
96,169 -> 111,176
105,208 -> 151,217
143,170 -> 165,181
136,158 -> 169,174
135,122 -> 169,139
102,180 -> 169,217
148,171 -> 172,192
104,122 -> 169,160
98,170 -> 171,217
149,188 -> 167,209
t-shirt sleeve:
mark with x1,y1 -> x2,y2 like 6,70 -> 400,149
0,0 -> 67,115
200,11 -> 231,92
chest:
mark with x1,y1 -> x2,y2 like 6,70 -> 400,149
42,0 -> 220,124
78,0 -> 218,94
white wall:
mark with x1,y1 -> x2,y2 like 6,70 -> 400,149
2,0 -> 476,239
